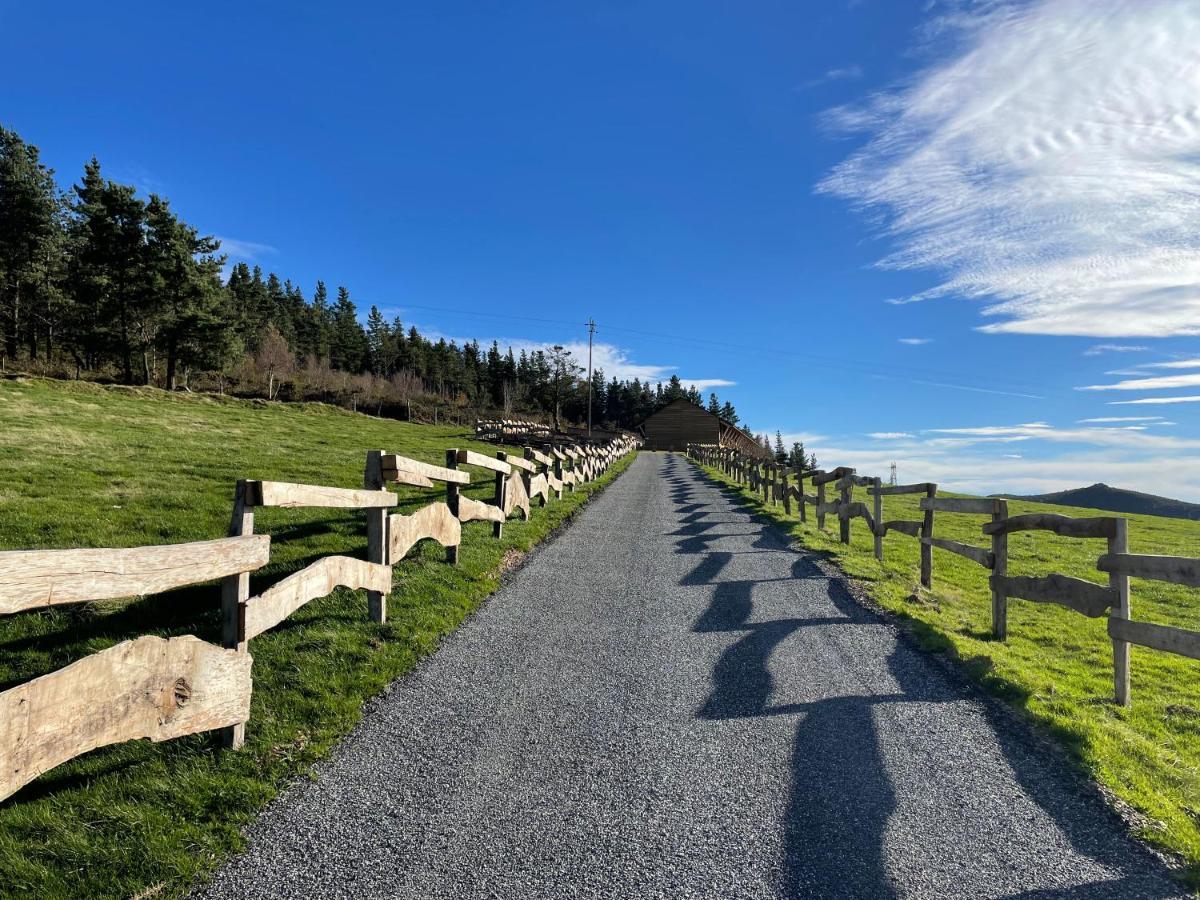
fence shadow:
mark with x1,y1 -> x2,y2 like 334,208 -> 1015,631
673,455 -> 1182,900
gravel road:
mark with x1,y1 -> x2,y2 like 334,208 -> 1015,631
198,452 -> 1184,899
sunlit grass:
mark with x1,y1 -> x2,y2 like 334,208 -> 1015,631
697,459 -> 1200,888
0,377 -> 634,899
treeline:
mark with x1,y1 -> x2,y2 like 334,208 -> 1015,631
0,123 -> 743,430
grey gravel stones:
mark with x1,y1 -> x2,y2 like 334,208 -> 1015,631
197,453 -> 1184,899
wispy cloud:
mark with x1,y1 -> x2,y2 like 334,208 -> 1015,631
1140,357 -> 1200,370
1084,344 -> 1149,356
215,237 -> 278,261
1080,373 -> 1200,392
819,0 -> 1200,337
1109,395 -> 1200,405
799,64 -> 864,90
897,337 -> 932,345
868,431 -> 914,439
1077,416 -> 1166,424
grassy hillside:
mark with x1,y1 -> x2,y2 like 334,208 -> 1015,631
697,460 -> 1200,887
997,483 -> 1200,521
0,377 -> 634,899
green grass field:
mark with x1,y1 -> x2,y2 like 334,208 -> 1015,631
0,377 -> 634,899
697,459 -> 1200,887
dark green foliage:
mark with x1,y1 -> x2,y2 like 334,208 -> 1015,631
0,122 -> 742,431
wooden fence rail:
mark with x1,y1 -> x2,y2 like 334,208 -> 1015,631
0,433 -> 641,802
687,442 -> 1200,708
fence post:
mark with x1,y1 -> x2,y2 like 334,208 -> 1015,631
1110,517 -> 1131,706
816,478 -> 827,531
220,479 -> 254,750
364,449 -> 390,624
780,468 -> 791,515
797,469 -> 807,524
872,476 -> 883,561
990,499 -> 1008,640
445,449 -> 461,565
839,473 -> 852,544
920,484 -> 936,589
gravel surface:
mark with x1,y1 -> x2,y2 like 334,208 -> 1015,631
198,452 -> 1184,899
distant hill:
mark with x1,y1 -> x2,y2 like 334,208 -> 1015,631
993,483 -> 1200,521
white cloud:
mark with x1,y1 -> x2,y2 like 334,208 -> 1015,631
819,0 -> 1200,337
1077,416 -> 1165,423
215,236 -> 277,261
1109,395 -> 1200,405
1084,344 -> 1149,356
867,431 -> 914,439
897,337 -> 933,345
1140,357 -> 1200,369
799,64 -> 864,90
1079,373 -> 1200,391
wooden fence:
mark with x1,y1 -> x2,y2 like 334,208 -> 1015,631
687,443 -> 1199,709
0,434 -> 640,803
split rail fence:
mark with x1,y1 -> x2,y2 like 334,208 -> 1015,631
0,434 -> 640,803
687,443 -> 1200,710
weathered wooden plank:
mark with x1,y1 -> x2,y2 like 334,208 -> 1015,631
243,557 -> 392,640
249,480 -> 398,509
810,469 -> 848,486
920,497 -> 1000,515
922,536 -> 994,569
836,474 -> 875,490
1107,520 -> 1131,706
504,455 -> 538,474
990,573 -> 1117,618
816,501 -> 841,517
388,503 -> 462,561
982,514 -> 1117,539
868,482 -> 936,496
381,454 -> 471,485
882,519 -> 922,538
456,449 -> 512,475
1108,617 -> 1200,661
0,635 -> 251,802
0,536 -> 271,615
457,496 -> 506,525
502,468 -> 531,519
527,472 -> 551,506
1097,553 -> 1200,587
524,447 -> 552,466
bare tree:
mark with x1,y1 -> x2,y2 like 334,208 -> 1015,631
546,345 -> 582,433
255,324 -> 294,400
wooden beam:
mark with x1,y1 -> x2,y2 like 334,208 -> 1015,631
524,446 -> 552,466
1108,617 -> 1200,662
920,497 -> 1001,515
982,513 -> 1117,539
243,557 -> 392,641
868,482 -> 936,496
0,635 -> 252,803
504,454 -> 538,474
881,519 -> 922,538
990,573 -> 1116,618
247,480 -> 398,509
1097,552 -> 1200,587
457,496 -> 506,525
381,454 -> 471,485
455,449 -> 512,475
388,503 -> 462,561
0,535 -> 271,615
922,536 -> 994,569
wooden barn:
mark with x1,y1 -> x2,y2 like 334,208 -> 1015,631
639,398 -> 766,456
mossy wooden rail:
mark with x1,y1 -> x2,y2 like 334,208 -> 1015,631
688,442 -> 1200,708
0,434 -> 640,803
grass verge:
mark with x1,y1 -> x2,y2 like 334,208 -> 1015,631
694,458 -> 1200,888
0,376 -> 634,899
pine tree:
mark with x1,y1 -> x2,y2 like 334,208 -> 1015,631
0,126 -> 64,365
774,431 -> 787,463
719,401 -> 738,424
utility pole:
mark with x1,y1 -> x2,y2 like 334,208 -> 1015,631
586,317 -> 596,437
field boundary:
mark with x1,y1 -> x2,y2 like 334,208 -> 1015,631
0,435 -> 639,803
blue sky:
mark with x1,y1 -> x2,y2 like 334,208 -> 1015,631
4,1 -> 1200,497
